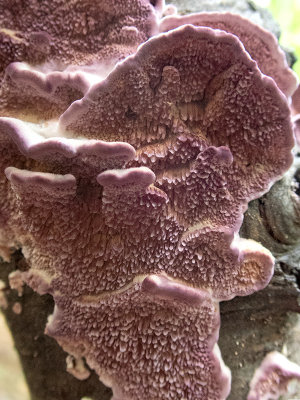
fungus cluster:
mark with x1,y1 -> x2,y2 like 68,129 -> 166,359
0,1 -> 297,399
248,352 -> 300,400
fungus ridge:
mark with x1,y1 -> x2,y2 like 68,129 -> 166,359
0,21 -> 295,400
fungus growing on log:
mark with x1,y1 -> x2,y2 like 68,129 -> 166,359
0,2 -> 296,399
0,0 -> 163,121
46,275 -> 231,400
0,62 -> 97,120
158,12 -> 298,98
247,352 -> 300,400
0,0 -> 162,72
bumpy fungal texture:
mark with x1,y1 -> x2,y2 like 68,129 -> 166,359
0,116 -> 136,259
3,157 -> 274,301
159,12 -> 298,98
0,62 -> 97,121
0,0 -> 162,72
46,275 -> 231,400
0,21 -> 295,400
247,352 -> 300,400
0,0 -> 162,121
61,26 -> 293,221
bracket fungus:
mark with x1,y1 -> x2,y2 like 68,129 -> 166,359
0,0 -> 163,71
0,0 -> 163,120
247,352 -> 300,400
158,12 -> 298,98
0,1 -> 296,399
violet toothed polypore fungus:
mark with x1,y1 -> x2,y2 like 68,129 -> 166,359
0,3 -> 296,400
46,275 -> 231,400
1,26 -> 290,298
0,62 -> 97,121
248,352 -> 300,400
0,0 -> 162,73
0,0 -> 163,122
158,12 -> 298,98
